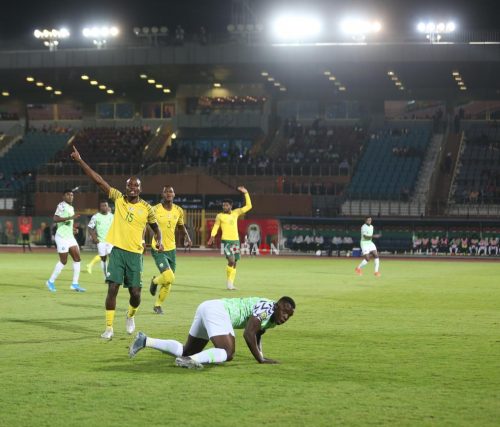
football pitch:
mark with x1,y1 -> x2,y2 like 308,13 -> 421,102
1,251 -> 499,426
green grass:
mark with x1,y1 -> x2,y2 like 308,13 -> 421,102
1,252 -> 499,426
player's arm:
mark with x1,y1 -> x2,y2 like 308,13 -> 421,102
149,222 -> 163,251
70,146 -> 111,194
243,316 -> 278,364
207,215 -> 221,246
178,224 -> 192,247
238,186 -> 252,213
87,226 -> 99,244
53,214 -> 80,223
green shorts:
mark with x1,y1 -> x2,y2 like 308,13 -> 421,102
106,247 -> 143,288
151,249 -> 176,273
221,240 -> 241,261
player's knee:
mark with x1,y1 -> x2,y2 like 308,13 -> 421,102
162,269 -> 175,284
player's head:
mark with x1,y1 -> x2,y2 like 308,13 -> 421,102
99,200 -> 109,214
274,296 -> 296,325
162,186 -> 175,202
125,177 -> 142,198
222,198 -> 233,213
62,189 -> 74,204
365,216 -> 372,225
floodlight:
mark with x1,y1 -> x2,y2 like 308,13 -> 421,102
160,26 -> 168,34
151,27 -> 159,34
59,28 -> 70,38
34,29 -> 42,38
36,82 -> 44,87
273,14 -> 321,40
328,76 -> 336,81
213,83 -> 222,88
81,75 -> 89,80
460,86 -> 467,91
171,133 -> 177,139
2,92 -> 10,97
133,27 -> 140,35
279,87 -> 286,91
90,80 -> 98,85
338,86 -> 346,91
426,22 -> 435,33
417,22 -> 426,33
387,71 -> 394,76
99,85 -> 106,90
147,79 -> 155,84
446,22 -> 456,32
340,19 -> 381,36
267,77 -> 274,82
452,71 -> 460,76
26,77 -> 35,82
54,91 -> 62,95
142,27 -> 150,34
163,88 -> 171,93
155,84 -> 163,88
437,22 -> 445,32
139,74 -> 148,79
324,71 -> 331,76
45,86 -> 53,91
110,27 -> 119,36
106,89 -> 114,94
227,24 -> 235,32
261,71 -> 269,76
273,82 -> 280,86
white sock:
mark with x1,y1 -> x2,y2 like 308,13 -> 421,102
146,337 -> 183,357
374,258 -> 380,273
49,261 -> 65,282
190,348 -> 228,364
72,262 -> 81,284
101,261 -> 107,277
358,259 -> 368,269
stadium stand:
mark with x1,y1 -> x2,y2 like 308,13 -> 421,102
0,130 -> 70,190
347,122 -> 432,200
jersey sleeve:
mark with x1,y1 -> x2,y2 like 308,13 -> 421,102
88,214 -> 97,229
251,300 -> 276,329
211,215 -> 221,237
54,202 -> 66,217
108,187 -> 121,201
146,204 -> 157,224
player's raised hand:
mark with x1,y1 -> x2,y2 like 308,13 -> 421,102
71,145 -> 81,162
260,358 -> 279,364
237,186 -> 248,194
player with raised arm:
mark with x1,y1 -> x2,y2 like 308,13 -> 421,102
129,296 -> 295,369
45,189 -> 85,292
207,187 -> 252,290
86,201 -> 114,279
355,216 -> 381,277
149,186 -> 192,314
71,146 -> 163,339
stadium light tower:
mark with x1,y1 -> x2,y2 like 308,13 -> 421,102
340,19 -> 381,41
33,28 -> 70,51
417,21 -> 456,44
133,26 -> 169,45
272,14 -> 321,42
82,26 -> 119,49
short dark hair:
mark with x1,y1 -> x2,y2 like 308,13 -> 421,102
222,199 -> 233,205
278,296 -> 296,309
99,200 -> 109,205
63,189 -> 73,194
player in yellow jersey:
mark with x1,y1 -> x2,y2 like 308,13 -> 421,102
148,186 -> 192,314
71,146 -> 163,340
207,186 -> 251,290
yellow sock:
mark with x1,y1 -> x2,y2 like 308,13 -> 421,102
155,283 -> 172,306
153,269 -> 175,286
89,255 -> 100,267
226,266 -> 237,286
127,305 -> 138,318
105,310 -> 115,328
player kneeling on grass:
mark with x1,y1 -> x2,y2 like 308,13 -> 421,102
129,296 -> 295,369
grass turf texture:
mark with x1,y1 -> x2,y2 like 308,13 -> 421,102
0,252 -> 499,426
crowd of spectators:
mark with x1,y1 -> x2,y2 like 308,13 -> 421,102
54,127 -> 151,164
186,96 -> 265,115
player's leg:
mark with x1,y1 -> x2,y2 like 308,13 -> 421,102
101,248 -> 125,339
226,253 -> 238,290
150,250 -> 175,314
372,250 -> 381,276
46,237 -> 69,291
68,245 -> 84,292
355,252 -> 370,275
87,254 -> 101,274
176,300 -> 235,368
124,252 -> 144,334
27,234 -> 32,252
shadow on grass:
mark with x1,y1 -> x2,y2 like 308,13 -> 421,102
4,316 -> 102,336
0,282 -> 47,291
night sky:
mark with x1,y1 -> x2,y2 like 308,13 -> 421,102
0,0 -> 498,39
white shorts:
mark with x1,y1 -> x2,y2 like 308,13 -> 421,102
55,233 -> 79,253
188,300 -> 235,340
361,241 -> 377,255
97,241 -> 113,257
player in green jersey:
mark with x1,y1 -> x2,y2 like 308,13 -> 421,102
129,296 -> 295,369
86,201 -> 114,279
